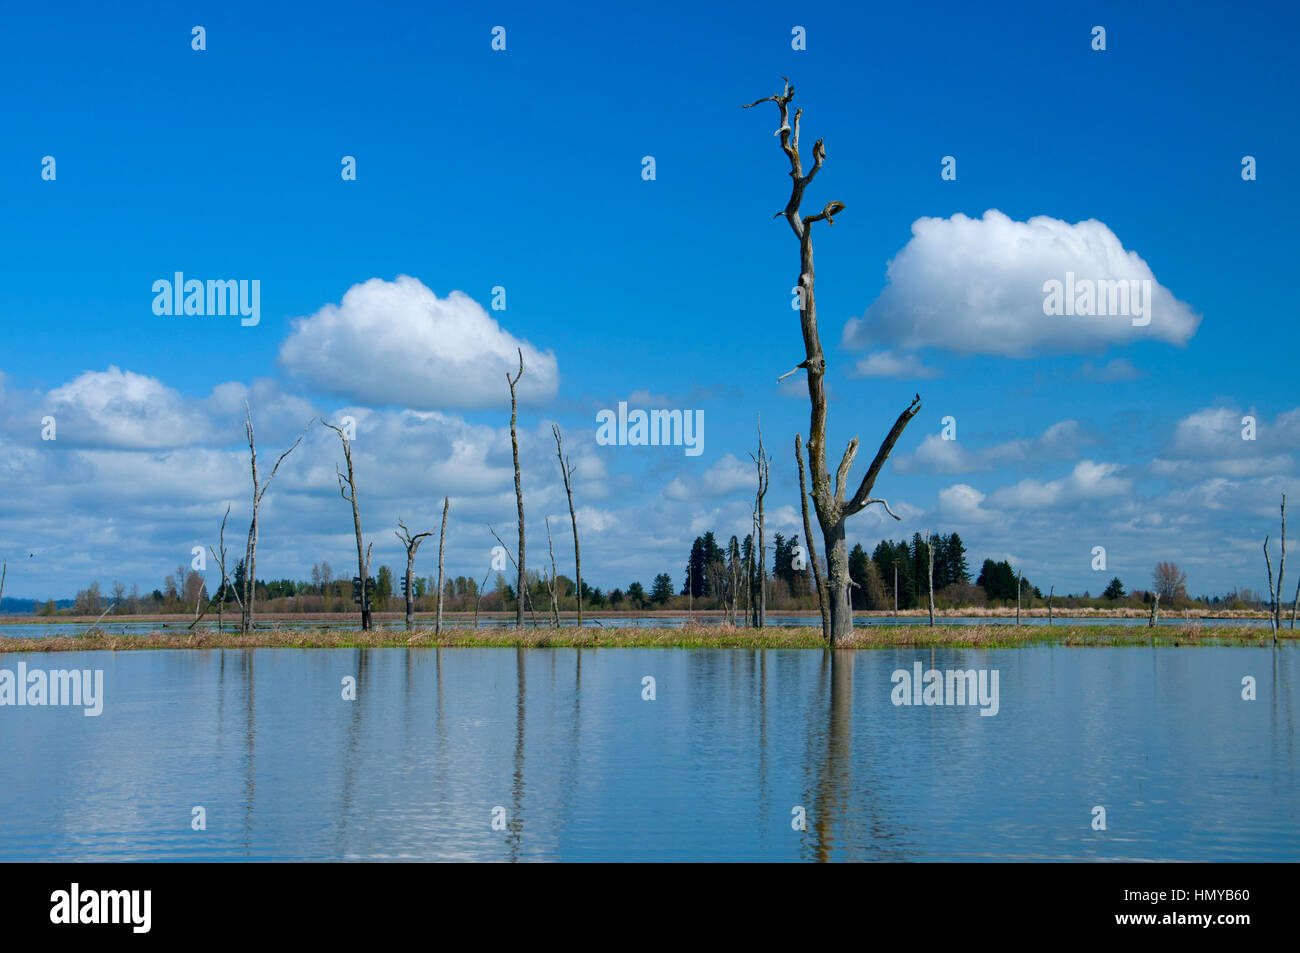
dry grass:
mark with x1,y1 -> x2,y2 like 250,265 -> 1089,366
0,622 -> 1290,653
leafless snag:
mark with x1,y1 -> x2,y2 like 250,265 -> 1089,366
506,348 -> 527,629
926,530 -> 936,627
745,79 -> 921,643
795,434 -> 829,640
241,403 -> 311,634
750,419 -> 770,628
545,516 -> 560,628
490,522 -> 537,628
322,419 -> 374,630
553,424 -> 581,628
1263,493 -> 1287,641
436,497 -> 449,635
395,517 -> 435,633
189,503 -> 237,632
473,566 -> 491,630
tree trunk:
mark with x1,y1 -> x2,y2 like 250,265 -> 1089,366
796,434 -> 829,640
822,519 -> 852,643
746,81 -> 920,646
554,425 -> 581,629
436,497 -> 449,635
507,350 -> 526,629
926,530 -> 935,627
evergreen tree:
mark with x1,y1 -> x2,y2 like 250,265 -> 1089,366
650,573 -> 674,605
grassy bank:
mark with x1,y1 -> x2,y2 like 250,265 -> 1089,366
0,623 -> 1292,653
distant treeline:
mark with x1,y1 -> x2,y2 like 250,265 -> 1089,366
17,535 -> 1271,617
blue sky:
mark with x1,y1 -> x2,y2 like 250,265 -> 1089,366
1,0 -> 1297,601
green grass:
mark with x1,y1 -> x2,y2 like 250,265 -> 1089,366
0,623 -> 1292,653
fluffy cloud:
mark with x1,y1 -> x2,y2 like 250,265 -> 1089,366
279,275 -> 558,410
1151,406 -> 1296,478
42,367 -> 210,449
850,350 -> 940,380
894,420 -> 1088,474
842,210 -> 1201,358
987,460 -> 1131,510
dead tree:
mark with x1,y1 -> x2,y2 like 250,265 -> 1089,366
473,567 -> 491,630
1263,493 -> 1287,640
395,517 -> 435,632
240,403 -> 310,634
323,419 -> 373,630
745,79 -> 920,644
1016,570 -> 1022,626
0,561 -> 6,606
1047,585 -> 1054,626
925,530 -> 936,627
507,349 -> 526,629
545,516 -> 561,628
751,420 -> 770,628
553,424 -> 581,628
436,497 -> 449,635
796,433 -> 829,640
190,503 -> 239,632
490,523 -> 537,628
1148,592 -> 1161,628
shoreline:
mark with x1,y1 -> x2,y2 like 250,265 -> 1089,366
1,623 -> 1292,653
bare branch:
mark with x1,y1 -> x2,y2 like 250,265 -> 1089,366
844,394 -> 923,516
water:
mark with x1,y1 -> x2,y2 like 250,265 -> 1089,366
1,646 -> 1295,861
0,613 -> 1267,639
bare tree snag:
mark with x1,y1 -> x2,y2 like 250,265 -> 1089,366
1016,569 -> 1022,626
436,496 -> 449,635
553,424 -> 581,628
545,515 -> 560,628
0,561 -> 6,607
745,78 -> 921,644
323,419 -> 373,631
796,433 -> 829,640
507,349 -> 527,629
1264,493 -> 1287,641
926,530 -> 936,627
241,404 -> 311,635
490,522 -> 537,628
1047,585 -> 1054,626
190,504 -> 237,632
395,517 -> 435,632
473,566 -> 491,630
1148,592 -> 1160,628
751,419 -> 770,628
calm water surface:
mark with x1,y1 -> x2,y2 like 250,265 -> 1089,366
1,646 -> 1295,861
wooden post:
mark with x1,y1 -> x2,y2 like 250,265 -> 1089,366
1016,570 -> 1021,626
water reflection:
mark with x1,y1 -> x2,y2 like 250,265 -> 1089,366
1,646 -> 1294,861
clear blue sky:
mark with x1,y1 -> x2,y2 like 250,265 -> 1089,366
1,0 -> 1297,601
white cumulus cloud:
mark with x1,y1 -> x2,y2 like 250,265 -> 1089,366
842,209 -> 1201,358
278,275 -> 558,410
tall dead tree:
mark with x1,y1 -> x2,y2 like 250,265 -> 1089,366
553,424 -> 581,628
796,433 -> 829,640
507,349 -> 526,629
240,404 -> 310,634
545,516 -> 561,628
925,530 -> 936,627
1263,493 -> 1287,641
746,79 -> 921,644
0,561 -> 6,607
323,420 -> 373,630
395,517 -> 434,632
751,420 -> 770,628
436,496 -> 449,635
